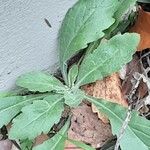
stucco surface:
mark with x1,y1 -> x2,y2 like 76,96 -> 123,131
0,0 -> 77,91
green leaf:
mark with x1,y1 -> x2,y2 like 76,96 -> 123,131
114,0 -> 137,20
0,95 -> 45,128
64,88 -> 84,107
33,118 -> 70,150
59,0 -> 121,78
138,0 -> 150,3
9,94 -> 64,140
0,88 -> 26,98
20,139 -> 33,150
0,91 -> 16,98
67,138 -> 95,150
68,64 -> 79,87
87,95 -> 150,150
16,72 -> 65,92
105,0 -> 137,37
76,33 -> 140,86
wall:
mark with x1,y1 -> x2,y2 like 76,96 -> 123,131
0,0 -> 77,91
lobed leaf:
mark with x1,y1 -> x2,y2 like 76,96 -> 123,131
33,118 -> 70,150
59,0 -> 121,78
16,72 -> 65,92
0,95 -> 45,128
76,33 -> 140,86
9,94 -> 64,140
87,95 -> 150,150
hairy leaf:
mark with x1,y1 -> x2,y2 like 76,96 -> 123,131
59,0 -> 121,77
0,88 -> 26,98
33,118 -> 70,150
87,95 -> 150,150
76,33 -> 140,86
9,94 -> 64,140
0,91 -> 15,98
106,0 -> 137,36
64,88 -> 84,107
16,72 -> 65,92
114,0 -> 137,20
0,95 -> 45,128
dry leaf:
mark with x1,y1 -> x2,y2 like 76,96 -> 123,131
92,73 -> 128,123
34,134 -> 49,146
130,8 -> 150,51
68,103 -> 112,148
0,139 -> 12,150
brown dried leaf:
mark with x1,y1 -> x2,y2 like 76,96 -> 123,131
92,73 -> 128,123
0,139 -> 12,150
34,134 -> 49,146
130,8 -> 150,51
68,103 -> 112,148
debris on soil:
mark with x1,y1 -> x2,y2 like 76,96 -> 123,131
130,8 -> 150,51
68,103 -> 112,148
122,54 -> 148,100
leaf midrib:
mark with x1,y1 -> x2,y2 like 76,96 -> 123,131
19,97 -> 63,130
76,45 -> 121,86
61,0 -> 112,65
0,96 -> 44,114
51,132 -> 65,150
19,81 -> 64,91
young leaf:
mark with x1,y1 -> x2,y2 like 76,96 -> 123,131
0,95 -> 45,128
68,64 -> 79,87
67,138 -> 95,150
64,88 -> 84,107
33,118 -> 70,150
59,0 -> 121,77
76,33 -> 140,86
16,72 -> 65,92
9,94 -> 64,140
87,95 -> 150,150
20,139 -> 33,150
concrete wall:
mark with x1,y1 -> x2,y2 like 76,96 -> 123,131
0,0 -> 77,91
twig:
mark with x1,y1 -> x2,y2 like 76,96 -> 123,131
114,105 -> 132,150
114,72 -> 142,150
